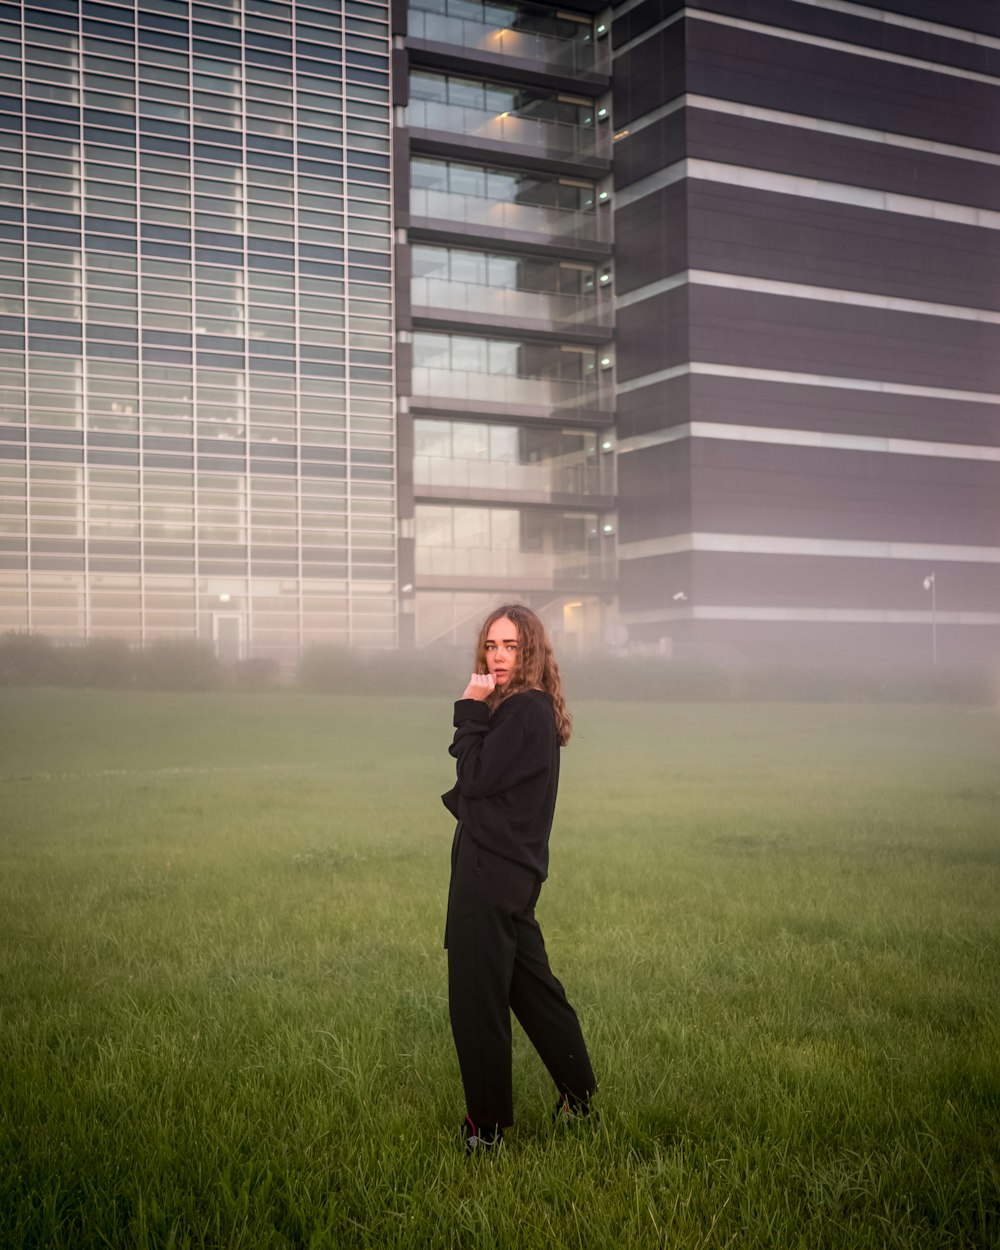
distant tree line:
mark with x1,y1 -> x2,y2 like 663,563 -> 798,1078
0,632 -> 275,692
0,630 -> 994,703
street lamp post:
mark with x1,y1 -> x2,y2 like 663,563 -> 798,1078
922,573 -> 937,666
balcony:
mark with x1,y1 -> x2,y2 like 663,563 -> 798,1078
407,8 -> 610,81
411,274 -> 612,337
414,453 -> 612,500
409,186 -> 609,252
411,365 -> 612,420
406,98 -> 610,169
416,545 -> 613,585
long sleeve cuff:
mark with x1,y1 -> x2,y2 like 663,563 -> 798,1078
453,699 -> 490,727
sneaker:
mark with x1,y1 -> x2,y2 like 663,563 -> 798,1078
464,1115 -> 503,1153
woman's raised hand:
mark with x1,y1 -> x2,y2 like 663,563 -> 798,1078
461,673 -> 496,701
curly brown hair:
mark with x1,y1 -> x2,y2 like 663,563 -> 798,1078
473,603 -> 572,746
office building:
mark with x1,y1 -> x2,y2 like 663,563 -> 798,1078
2,0 -> 998,667
0,0 -> 397,661
612,0 -> 1000,667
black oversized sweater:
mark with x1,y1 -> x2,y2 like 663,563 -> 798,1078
441,689 -> 560,880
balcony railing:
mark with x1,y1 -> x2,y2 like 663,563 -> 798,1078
414,453 -> 610,497
409,187 -> 607,247
408,8 -> 609,77
416,545 -> 612,582
412,365 -> 609,412
406,99 -> 610,165
412,275 -> 611,332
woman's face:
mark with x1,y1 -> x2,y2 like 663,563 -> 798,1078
484,615 -> 518,688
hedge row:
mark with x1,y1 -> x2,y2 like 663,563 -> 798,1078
0,632 -> 994,703
0,633 -> 278,692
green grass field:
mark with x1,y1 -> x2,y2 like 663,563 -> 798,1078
1,689 -> 998,1249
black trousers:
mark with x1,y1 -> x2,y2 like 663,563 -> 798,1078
445,826 -> 596,1128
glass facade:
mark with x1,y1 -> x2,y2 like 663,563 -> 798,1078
407,0 -> 603,77
415,503 -> 612,583
401,13 -> 615,649
411,244 -> 609,331
0,0 -> 396,655
409,156 -> 605,246
411,332 -> 609,414
414,419 -> 612,497
407,71 -> 607,164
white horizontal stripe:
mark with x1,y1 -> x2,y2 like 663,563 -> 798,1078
620,605 -> 1000,625
616,532 -> 1000,564
692,158 -> 1000,226
788,0 -> 1000,53
616,269 -> 1000,324
608,0 -> 1000,57
685,94 -> 1000,169
615,157 -> 1000,231
692,270 -> 1000,322
694,363 -> 1000,404
612,0 -> 661,23
617,362 -> 1000,405
613,158 -> 684,207
613,15 -> 687,56
616,362 -> 691,393
617,422 -> 1000,463
690,10 -> 1000,86
613,95 -> 686,140
614,94 -> 1000,176
617,425 -> 691,453
615,270 -> 688,307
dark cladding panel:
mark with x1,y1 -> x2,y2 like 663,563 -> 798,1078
617,373 -> 691,441
625,616 -> 1000,669
691,439 -> 1000,546
613,182 -> 687,295
684,107 -> 1000,213
862,0 -> 1000,39
687,285 -> 1000,395
614,110 -> 686,191
687,182 -> 1000,313
622,545 -> 1000,662
689,549 -> 1000,614
612,23 -> 686,128
611,0 -> 683,50
392,48 -> 410,104
616,285 -> 689,385
686,0 -> 1000,77
617,550 -> 691,613
611,2 -> 1000,63
686,18 -> 1000,154
617,439 -> 692,543
688,373 -> 1000,449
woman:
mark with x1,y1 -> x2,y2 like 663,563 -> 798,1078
442,603 -> 597,1151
